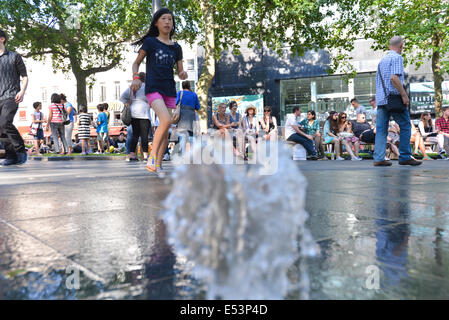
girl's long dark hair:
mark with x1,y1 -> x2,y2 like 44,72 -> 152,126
326,111 -> 339,134
132,8 -> 176,47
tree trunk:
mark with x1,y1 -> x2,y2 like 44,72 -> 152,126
432,32 -> 443,117
74,72 -> 88,109
196,1 -> 216,133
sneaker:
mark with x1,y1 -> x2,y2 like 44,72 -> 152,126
16,152 -> 28,165
438,151 -> 447,160
156,165 -> 166,178
384,156 -> 391,161
351,157 -> 363,161
163,154 -> 170,161
336,156 -> 345,161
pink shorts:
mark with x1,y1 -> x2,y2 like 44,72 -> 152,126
146,92 -> 176,109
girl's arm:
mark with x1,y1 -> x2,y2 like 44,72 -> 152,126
212,114 -> 223,129
32,113 -> 37,124
177,60 -> 188,80
131,50 -> 147,93
272,117 -> 278,130
47,108 -> 53,130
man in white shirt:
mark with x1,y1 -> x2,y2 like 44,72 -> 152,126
285,106 -> 318,160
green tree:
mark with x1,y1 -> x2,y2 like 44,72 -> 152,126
0,0 -> 152,107
358,0 -> 449,116
166,0 -> 360,129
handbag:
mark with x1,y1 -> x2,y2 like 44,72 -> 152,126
378,65 -> 407,113
121,87 -> 132,126
56,105 -> 71,125
172,90 -> 184,124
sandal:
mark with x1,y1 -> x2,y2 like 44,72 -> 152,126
145,156 -> 157,173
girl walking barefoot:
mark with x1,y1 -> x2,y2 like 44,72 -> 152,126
131,8 -> 188,176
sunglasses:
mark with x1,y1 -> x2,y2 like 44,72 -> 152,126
264,110 -> 270,113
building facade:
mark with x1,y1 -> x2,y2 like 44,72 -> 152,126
208,39 -> 448,125
14,42 -> 199,138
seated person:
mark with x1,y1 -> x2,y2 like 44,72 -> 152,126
434,107 -> 449,157
285,106 -> 318,160
352,113 -> 376,144
410,120 -> 432,160
114,133 -> 127,153
386,121 -> 400,160
299,110 -> 325,158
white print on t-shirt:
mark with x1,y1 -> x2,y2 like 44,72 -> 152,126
155,49 -> 175,67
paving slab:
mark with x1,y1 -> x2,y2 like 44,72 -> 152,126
0,160 -> 448,299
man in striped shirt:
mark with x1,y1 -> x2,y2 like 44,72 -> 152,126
0,29 -> 29,166
373,36 -> 421,167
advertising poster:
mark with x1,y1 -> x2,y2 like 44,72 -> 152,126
410,81 -> 449,114
212,94 -> 264,119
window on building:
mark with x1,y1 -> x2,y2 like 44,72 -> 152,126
100,83 -> 106,102
353,73 -> 376,109
114,82 -> 121,100
187,59 -> 195,71
88,87 -> 94,103
41,88 -> 48,104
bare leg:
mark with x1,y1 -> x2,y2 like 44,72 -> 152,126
341,139 -> 356,158
354,140 -> 360,157
148,99 -> 172,169
333,139 -> 341,158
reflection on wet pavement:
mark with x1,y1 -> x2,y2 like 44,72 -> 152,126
1,160 -> 449,299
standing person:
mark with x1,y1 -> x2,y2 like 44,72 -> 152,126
374,36 -> 421,166
103,103 -> 111,152
120,72 -> 151,161
299,110 -> 325,159
435,106 -> 449,157
31,102 -> 45,155
131,7 -> 188,175
77,104 -> 92,155
95,104 -> 108,154
46,93 -> 69,155
0,29 -> 29,166
369,96 -> 377,125
61,94 -> 75,155
285,106 -> 318,160
176,80 -> 200,155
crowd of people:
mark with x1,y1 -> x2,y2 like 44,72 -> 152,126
283,103 -> 449,161
1,15 -> 449,171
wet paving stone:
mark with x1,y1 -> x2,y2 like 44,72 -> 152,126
1,160 -> 449,299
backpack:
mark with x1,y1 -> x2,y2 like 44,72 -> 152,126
56,105 -> 71,125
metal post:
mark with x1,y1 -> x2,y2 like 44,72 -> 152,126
152,0 -> 161,14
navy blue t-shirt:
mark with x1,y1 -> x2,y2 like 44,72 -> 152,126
140,37 -> 183,97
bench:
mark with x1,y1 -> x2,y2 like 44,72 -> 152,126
280,126 -> 307,160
